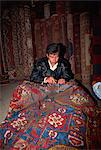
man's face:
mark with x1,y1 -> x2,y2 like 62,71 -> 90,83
47,52 -> 59,65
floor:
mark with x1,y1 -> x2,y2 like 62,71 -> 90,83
0,81 -> 19,123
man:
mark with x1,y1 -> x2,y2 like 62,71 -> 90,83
30,43 -> 74,84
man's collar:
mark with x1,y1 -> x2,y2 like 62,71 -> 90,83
48,60 -> 58,71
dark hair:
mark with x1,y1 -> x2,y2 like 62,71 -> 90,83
46,43 -> 59,54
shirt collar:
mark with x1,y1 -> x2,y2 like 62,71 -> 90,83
48,60 -> 58,71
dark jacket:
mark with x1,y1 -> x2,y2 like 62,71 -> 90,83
30,57 -> 74,83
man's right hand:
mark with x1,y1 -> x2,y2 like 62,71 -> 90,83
46,77 -> 57,84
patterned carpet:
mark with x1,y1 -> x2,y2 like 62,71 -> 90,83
0,80 -> 101,149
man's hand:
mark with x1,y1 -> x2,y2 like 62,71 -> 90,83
58,78 -> 66,84
46,77 -> 57,84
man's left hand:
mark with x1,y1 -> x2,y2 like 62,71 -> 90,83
58,79 -> 66,84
